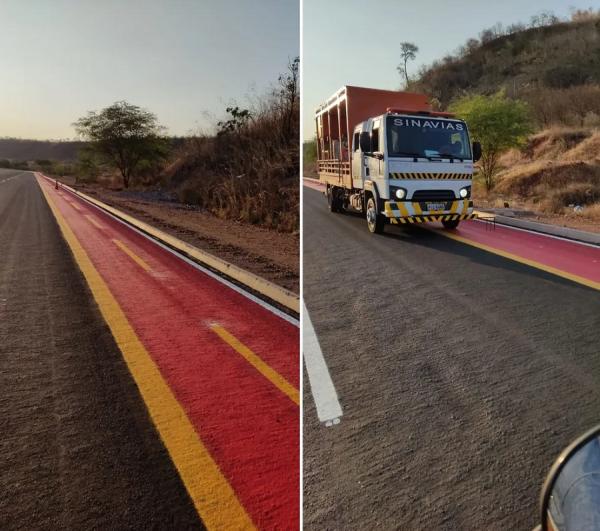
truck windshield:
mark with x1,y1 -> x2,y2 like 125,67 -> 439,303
386,116 -> 472,160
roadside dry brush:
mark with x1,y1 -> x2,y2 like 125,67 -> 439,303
169,59 -> 299,232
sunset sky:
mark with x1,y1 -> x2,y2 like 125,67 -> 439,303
0,0 -> 298,139
303,0 -> 594,139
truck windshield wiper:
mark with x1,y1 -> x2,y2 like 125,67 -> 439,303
437,153 -> 464,161
393,152 -> 432,160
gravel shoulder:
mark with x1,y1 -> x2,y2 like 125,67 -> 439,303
68,182 -> 299,293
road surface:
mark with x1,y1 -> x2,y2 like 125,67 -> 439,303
303,184 -> 600,530
1,169 -> 299,530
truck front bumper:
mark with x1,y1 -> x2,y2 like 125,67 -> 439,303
383,200 -> 476,224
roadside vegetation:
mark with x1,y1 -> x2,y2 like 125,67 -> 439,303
170,57 -> 299,232
401,8 -> 600,225
4,59 -> 299,233
73,102 -> 170,189
450,92 -> 532,190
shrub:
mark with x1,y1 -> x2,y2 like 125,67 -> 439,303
548,182 -> 600,211
450,91 -> 532,189
543,65 -> 588,89
166,58 -> 299,232
522,85 -> 600,127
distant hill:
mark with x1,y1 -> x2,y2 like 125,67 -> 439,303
413,10 -> 600,116
0,138 -> 86,162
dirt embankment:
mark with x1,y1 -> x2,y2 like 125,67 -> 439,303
64,181 -> 299,293
475,127 -> 600,234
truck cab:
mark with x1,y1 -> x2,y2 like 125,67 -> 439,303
354,111 -> 479,232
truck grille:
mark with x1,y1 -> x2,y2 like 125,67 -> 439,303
411,190 -> 456,201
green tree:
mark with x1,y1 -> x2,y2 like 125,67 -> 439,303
303,139 -> 317,165
450,92 -> 532,190
397,42 -> 419,88
73,101 -> 168,188
75,146 -> 102,184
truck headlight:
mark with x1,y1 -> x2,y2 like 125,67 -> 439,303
395,188 -> 406,200
459,186 -> 471,199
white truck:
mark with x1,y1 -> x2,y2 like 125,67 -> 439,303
315,86 -> 481,233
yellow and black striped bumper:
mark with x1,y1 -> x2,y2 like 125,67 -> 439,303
389,172 -> 471,180
388,213 -> 476,224
384,199 -> 476,224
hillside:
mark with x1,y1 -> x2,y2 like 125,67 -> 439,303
0,138 -> 86,162
413,9 -> 600,125
408,10 -> 600,231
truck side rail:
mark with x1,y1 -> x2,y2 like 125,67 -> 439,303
317,159 -> 351,177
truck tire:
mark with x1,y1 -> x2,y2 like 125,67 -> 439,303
366,197 -> 385,234
442,219 -> 460,230
327,186 -> 341,213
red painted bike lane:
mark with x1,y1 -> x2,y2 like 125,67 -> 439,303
40,178 -> 299,530
434,220 -> 600,287
304,179 -> 599,287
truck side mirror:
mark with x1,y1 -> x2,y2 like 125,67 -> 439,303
472,141 -> 482,162
359,131 -> 371,153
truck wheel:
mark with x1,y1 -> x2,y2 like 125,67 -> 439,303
442,219 -> 460,230
327,186 -> 340,213
366,197 -> 385,234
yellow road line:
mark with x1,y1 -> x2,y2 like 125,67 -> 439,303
211,325 -> 299,405
37,179 -> 255,530
434,229 -> 600,291
113,239 -> 152,272
85,214 -> 105,230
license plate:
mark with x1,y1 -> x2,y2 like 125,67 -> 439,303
426,202 -> 446,211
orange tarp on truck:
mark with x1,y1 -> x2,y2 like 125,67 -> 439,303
344,86 -> 431,136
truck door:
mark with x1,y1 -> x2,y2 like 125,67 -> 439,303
366,120 -> 385,195
351,127 -> 364,189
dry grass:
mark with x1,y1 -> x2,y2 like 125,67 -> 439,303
494,138 -> 600,218
562,130 -> 600,162
165,64 -> 299,232
580,202 -> 600,221
491,126 -> 600,217
172,122 -> 298,232
521,127 -> 592,160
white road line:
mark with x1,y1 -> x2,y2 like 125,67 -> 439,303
303,301 -> 342,427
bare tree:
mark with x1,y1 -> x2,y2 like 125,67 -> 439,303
278,56 -> 299,138
397,42 -> 419,88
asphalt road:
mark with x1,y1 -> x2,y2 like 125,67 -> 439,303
0,170 -> 202,529
303,186 -> 600,530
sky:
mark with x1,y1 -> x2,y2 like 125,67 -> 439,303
0,0 -> 298,139
302,0 -> 596,140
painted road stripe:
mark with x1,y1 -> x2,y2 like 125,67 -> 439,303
435,229 -> 600,291
43,174 -> 299,325
85,214 -> 105,230
38,179 -> 256,530
113,239 -> 152,272
211,325 -> 299,405
302,302 -> 342,427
